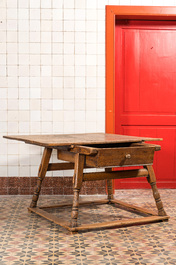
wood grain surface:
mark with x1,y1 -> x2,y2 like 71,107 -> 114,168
3,133 -> 162,147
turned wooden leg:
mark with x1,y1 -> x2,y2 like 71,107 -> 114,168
105,168 -> 114,201
146,165 -> 167,216
71,189 -> 80,228
30,147 -> 52,208
71,153 -> 85,228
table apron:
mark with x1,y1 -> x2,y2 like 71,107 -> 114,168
57,145 -> 155,168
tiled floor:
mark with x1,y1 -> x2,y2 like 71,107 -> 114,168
0,190 -> 176,265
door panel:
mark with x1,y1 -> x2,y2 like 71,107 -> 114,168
115,20 -> 176,188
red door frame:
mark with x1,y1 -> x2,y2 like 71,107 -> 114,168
106,5 -> 176,133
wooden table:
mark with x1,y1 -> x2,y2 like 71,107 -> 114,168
4,133 -> 169,232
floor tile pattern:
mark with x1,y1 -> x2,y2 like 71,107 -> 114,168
0,190 -> 176,265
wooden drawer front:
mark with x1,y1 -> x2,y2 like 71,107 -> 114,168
85,145 -> 155,168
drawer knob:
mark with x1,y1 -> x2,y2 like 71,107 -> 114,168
125,154 -> 131,159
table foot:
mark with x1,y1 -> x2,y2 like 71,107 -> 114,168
30,148 -> 52,208
105,168 -> 114,201
71,188 -> 80,228
71,153 -> 85,228
146,165 -> 167,216
30,200 -> 37,208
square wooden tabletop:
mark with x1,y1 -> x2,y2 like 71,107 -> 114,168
3,133 -> 162,147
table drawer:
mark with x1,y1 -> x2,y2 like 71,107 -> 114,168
84,143 -> 156,168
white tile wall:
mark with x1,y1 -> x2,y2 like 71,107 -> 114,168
1,0 -> 176,177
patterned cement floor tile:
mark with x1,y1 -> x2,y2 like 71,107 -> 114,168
0,190 -> 176,264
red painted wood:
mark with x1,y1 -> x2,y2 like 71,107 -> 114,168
115,20 -> 176,189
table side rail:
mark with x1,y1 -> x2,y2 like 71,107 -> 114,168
57,144 -> 156,168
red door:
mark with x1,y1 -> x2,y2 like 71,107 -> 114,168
115,20 -> 176,189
